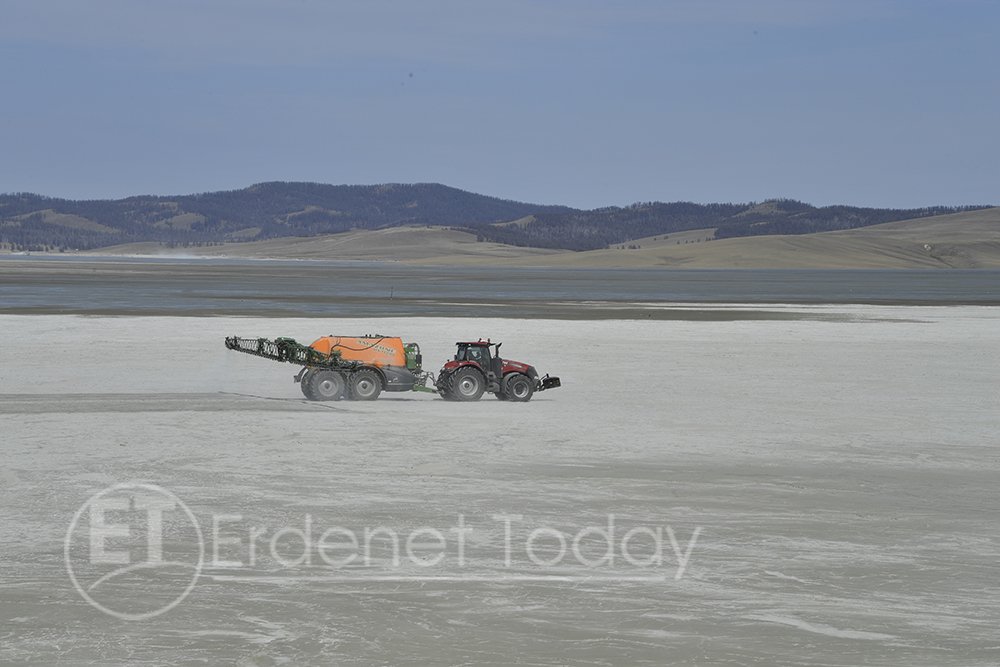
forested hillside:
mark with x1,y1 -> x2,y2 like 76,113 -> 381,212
0,182 -> 985,252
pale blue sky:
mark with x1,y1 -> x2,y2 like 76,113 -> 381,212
1,0 -> 997,208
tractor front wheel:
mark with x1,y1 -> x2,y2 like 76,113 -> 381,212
350,369 -> 383,401
309,370 -> 346,401
448,367 -> 485,401
437,374 -> 457,400
504,373 -> 535,402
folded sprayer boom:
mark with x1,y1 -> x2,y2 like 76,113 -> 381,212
224,336 -> 357,369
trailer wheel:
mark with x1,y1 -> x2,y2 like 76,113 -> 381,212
449,367 -> 485,401
310,370 -> 346,401
350,369 -> 382,401
300,369 -> 318,400
504,373 -> 535,402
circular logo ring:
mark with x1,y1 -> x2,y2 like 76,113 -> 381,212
64,482 -> 204,621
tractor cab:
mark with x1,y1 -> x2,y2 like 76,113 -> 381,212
454,340 -> 504,379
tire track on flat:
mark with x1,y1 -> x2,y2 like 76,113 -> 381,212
0,392 -> 352,414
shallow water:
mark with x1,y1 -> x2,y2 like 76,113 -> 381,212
1,256 -> 998,317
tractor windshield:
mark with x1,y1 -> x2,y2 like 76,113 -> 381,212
456,344 -> 489,365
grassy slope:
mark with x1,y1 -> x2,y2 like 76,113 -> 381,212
85,208 -> 1000,268
497,208 -> 1000,269
90,226 -> 564,262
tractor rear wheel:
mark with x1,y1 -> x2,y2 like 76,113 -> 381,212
449,367 -> 485,401
504,373 -> 535,402
309,370 -> 346,401
350,368 -> 383,401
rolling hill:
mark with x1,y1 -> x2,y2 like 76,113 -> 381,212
93,226 -> 564,262
85,208 -> 1000,269
494,207 -> 1000,269
1,181 -> 986,253
0,182 -> 574,252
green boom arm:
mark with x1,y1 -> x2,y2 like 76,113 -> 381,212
224,336 -> 359,370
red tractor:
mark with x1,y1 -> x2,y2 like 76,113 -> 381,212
435,340 -> 561,402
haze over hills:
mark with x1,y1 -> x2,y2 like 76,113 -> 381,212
0,181 -> 988,253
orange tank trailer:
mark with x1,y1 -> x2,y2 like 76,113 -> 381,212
308,335 -> 406,367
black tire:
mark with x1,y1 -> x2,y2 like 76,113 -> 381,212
309,370 -> 346,401
350,368 -> 383,401
504,373 -> 535,402
300,369 -> 318,400
448,367 -> 485,401
437,375 -> 456,401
